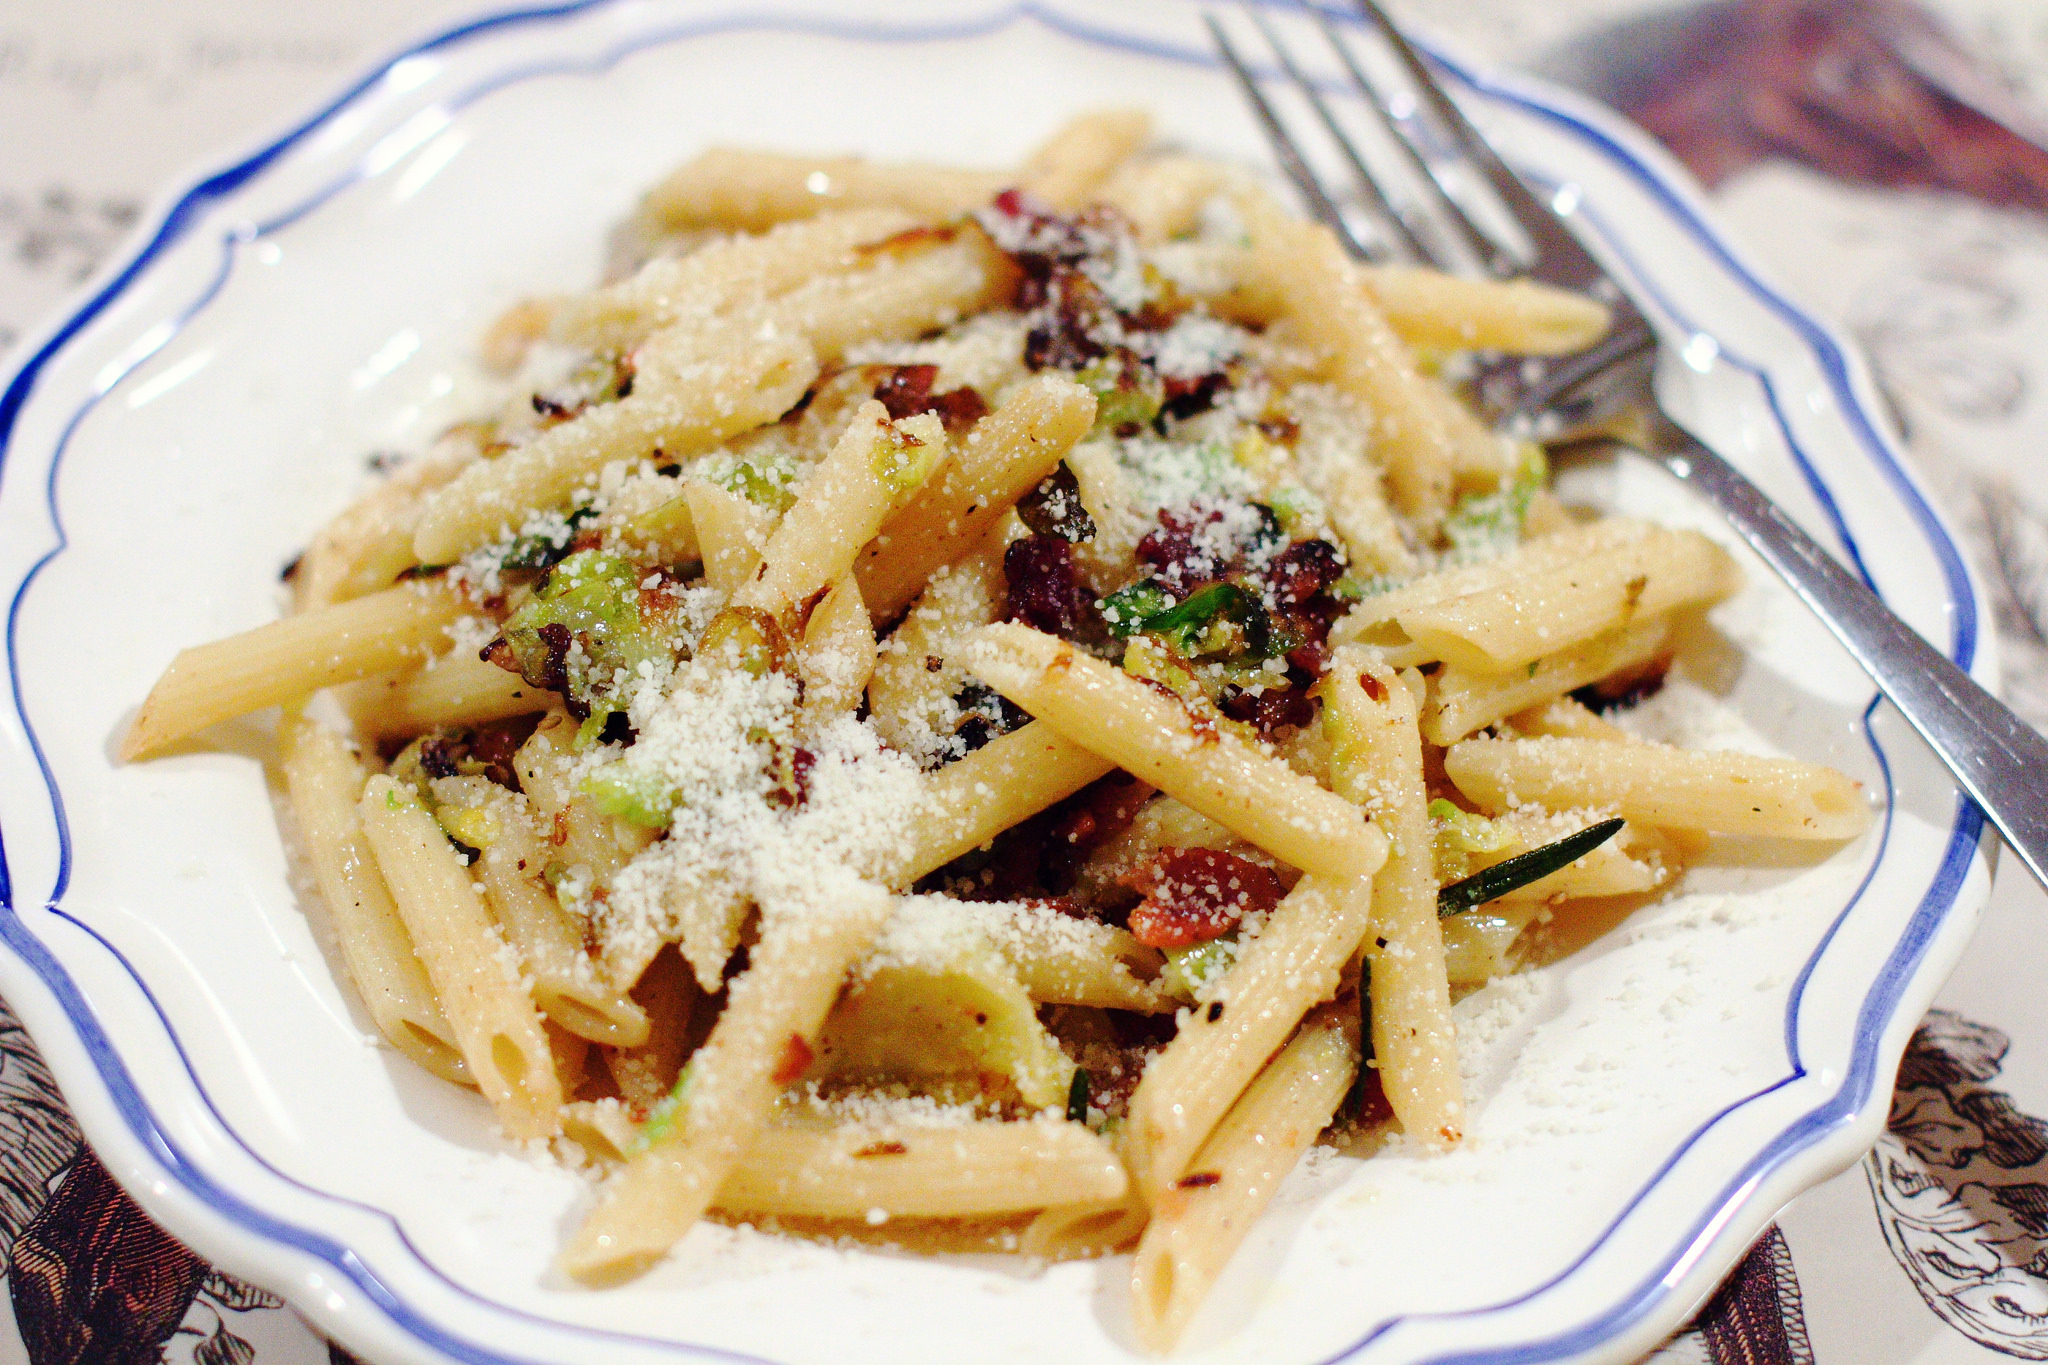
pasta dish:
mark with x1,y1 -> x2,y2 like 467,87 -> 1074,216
121,110 -> 1871,1350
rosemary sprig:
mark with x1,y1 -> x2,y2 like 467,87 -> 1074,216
1358,957 -> 1374,1068
1436,818 -> 1626,917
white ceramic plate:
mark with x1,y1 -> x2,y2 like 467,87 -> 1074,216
0,2 -> 1995,1362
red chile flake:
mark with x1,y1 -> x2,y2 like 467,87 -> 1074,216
1176,1171 -> 1222,1189
853,1140 -> 910,1158
1124,848 -> 1288,950
771,1033 -> 815,1085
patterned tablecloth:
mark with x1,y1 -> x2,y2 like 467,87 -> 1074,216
3,0 -> 2047,1360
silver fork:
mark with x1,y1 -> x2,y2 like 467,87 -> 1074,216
1211,0 -> 2048,891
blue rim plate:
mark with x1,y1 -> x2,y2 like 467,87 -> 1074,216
0,3 -> 1994,1362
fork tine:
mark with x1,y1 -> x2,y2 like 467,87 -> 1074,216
1204,14 -> 1376,261
1241,5 -> 1429,263
1348,0 -> 1603,286
1307,5 -> 1506,276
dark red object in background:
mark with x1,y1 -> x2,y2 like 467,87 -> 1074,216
1545,0 -> 2048,210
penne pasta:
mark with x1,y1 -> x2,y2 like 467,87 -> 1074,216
855,375 -> 1095,620
1331,519 -> 1654,657
1240,194 -> 1506,521
413,328 -> 819,566
882,721 -> 1115,886
1445,735 -> 1874,840
1386,528 -> 1738,674
1147,241 -> 1614,358
1096,153 -> 1234,243
1020,1197 -> 1150,1260
357,776 -> 562,1138
551,208 -> 917,353
965,623 -> 1388,882
124,579 -> 470,760
1421,615 -> 1673,746
130,113 -> 1882,1332
347,652 -> 551,741
794,575 -> 876,733
1019,108 -> 1152,209
733,403 -> 948,627
1506,694 -> 1636,743
643,148 -> 1006,234
769,229 -> 1018,365
1121,875 -> 1373,1204
278,716 -> 467,1083
447,777 -> 651,1047
946,899 -> 1169,1013
564,1106 -> 1127,1220
719,1118 -> 1126,1218
684,478 -> 773,597
1360,265 -> 1614,356
1441,906 -> 1539,986
559,878 -> 896,1281
1324,654 -> 1463,1147
1130,1002 -> 1358,1351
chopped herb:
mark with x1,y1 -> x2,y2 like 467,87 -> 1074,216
435,802 -> 499,850
698,606 -> 787,678
1119,635 -> 1205,704
1437,818 -> 1626,916
626,492 -> 698,566
1066,1067 -> 1090,1124
1358,958 -> 1375,1067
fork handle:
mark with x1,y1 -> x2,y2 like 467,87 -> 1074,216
1654,418 -> 2044,886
